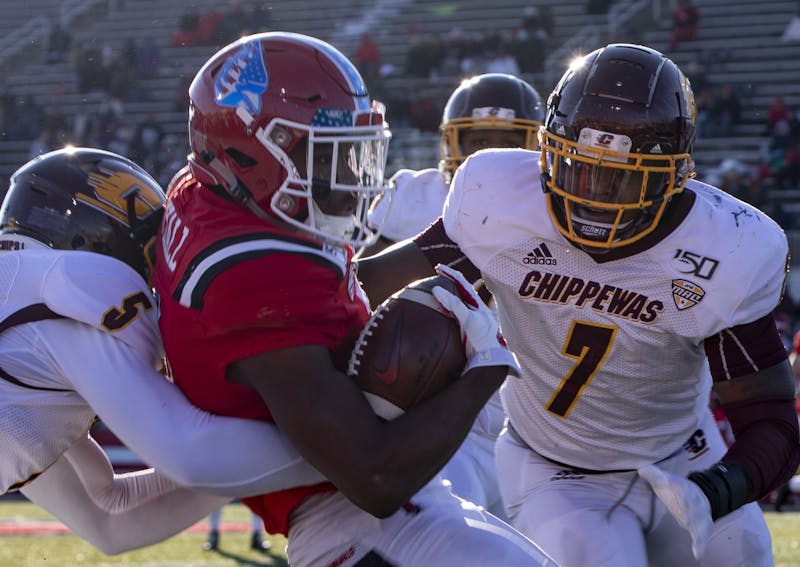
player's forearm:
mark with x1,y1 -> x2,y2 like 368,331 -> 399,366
21,436 -> 230,555
699,361 -> 800,518
328,365 -> 508,517
64,331 -> 324,496
688,406 -> 799,521
149,409 -> 325,497
244,355 -> 507,517
714,397 -> 800,501
100,379 -> 325,496
355,238 -> 435,306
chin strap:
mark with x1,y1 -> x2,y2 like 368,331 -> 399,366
189,152 -> 290,231
130,208 -> 164,246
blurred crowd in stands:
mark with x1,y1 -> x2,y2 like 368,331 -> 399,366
345,6 -> 554,133
0,0 -> 798,228
402,6 -> 553,80
171,2 -> 274,48
0,34 -> 184,190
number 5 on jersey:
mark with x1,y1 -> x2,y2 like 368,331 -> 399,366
102,291 -> 153,331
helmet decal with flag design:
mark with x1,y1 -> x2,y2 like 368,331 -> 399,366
188,32 -> 391,247
214,39 -> 269,118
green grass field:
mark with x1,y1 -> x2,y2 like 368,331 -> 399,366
0,500 -> 289,566
1,501 -> 799,566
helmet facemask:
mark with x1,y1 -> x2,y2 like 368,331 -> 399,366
256,107 -> 391,247
439,114 -> 541,183
540,126 -> 693,250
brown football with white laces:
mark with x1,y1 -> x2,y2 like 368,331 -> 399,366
347,275 -> 467,419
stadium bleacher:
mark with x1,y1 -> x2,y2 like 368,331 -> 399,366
0,0 -> 798,274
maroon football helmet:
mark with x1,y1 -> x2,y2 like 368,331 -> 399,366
539,44 -> 696,250
0,147 -> 165,281
187,32 -> 391,246
440,73 -> 544,183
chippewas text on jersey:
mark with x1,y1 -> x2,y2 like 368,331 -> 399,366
518,270 -> 664,324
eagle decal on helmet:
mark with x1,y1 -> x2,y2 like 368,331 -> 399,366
214,40 -> 269,118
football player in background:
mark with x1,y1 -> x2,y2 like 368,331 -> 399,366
360,73 -> 544,520
152,32 -> 555,567
357,43 -> 799,566
0,147 -> 325,555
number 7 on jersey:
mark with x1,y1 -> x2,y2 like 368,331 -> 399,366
546,320 -> 617,418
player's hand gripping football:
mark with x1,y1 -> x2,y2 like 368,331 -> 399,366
638,464 -> 713,560
431,264 -> 521,377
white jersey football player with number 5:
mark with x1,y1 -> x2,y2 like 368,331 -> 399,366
0,148 -> 323,554
357,44 -> 799,567
361,73 -> 544,520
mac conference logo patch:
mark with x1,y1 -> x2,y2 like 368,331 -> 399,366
671,279 -> 705,310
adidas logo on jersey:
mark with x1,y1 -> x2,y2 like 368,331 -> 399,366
523,243 -> 557,265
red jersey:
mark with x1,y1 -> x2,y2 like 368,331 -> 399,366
152,171 -> 371,535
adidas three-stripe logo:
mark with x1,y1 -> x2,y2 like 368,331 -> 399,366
523,243 -> 557,265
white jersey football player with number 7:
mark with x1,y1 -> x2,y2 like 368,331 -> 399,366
357,44 -> 799,567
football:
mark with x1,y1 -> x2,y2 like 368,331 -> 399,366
347,275 -> 467,420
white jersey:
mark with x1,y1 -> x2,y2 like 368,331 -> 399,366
0,249 -> 161,493
368,168 -> 449,241
0,248 -> 322,496
369,166 -> 508,510
444,148 -> 787,470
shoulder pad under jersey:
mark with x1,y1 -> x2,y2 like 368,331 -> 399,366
445,149 -> 549,266
370,168 -> 448,241
39,251 -> 163,366
683,179 -> 789,325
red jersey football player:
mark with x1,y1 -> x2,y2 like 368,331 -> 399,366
152,32 -> 555,567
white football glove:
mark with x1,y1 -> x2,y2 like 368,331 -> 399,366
638,464 -> 713,560
431,264 -> 520,377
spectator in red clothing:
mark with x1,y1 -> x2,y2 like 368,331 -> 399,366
194,10 -> 222,46
409,96 -> 440,132
171,9 -> 221,47
709,392 -> 734,448
791,330 -> 800,395
669,0 -> 700,52
355,33 -> 381,81
767,96 -> 794,133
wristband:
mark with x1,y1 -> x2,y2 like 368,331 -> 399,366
463,347 -> 521,377
687,461 -> 752,520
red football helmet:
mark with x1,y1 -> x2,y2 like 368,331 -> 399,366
440,73 -> 544,183
539,44 -> 696,250
187,32 -> 391,246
